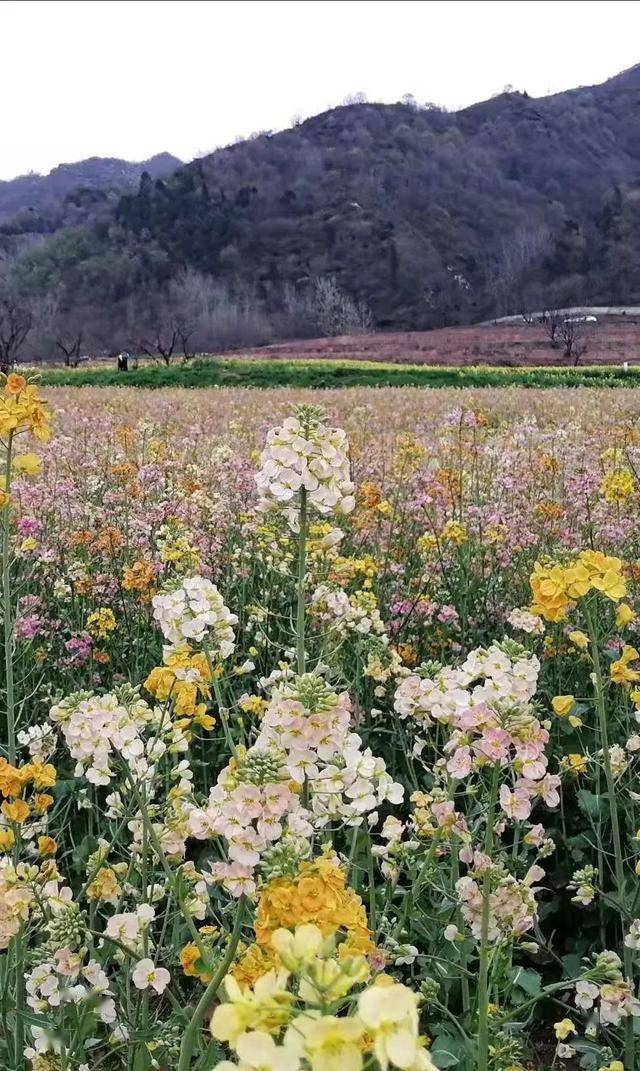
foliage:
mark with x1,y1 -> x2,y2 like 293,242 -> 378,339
35,357 -> 640,390
4,68 -> 640,355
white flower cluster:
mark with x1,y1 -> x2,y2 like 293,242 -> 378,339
574,952 -> 640,1025
394,641 -> 540,729
26,957 -> 115,1023
507,607 -> 544,635
310,584 -> 386,636
187,674 -> 403,895
254,678 -> 403,818
255,413 -> 355,516
152,576 -> 237,655
50,691 -> 158,785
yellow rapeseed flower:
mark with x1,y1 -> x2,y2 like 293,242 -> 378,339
552,695 -> 575,718
616,603 -> 637,628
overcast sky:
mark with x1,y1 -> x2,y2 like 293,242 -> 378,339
2,0 -> 639,180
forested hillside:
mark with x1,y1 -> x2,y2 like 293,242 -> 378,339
2,64 -> 640,360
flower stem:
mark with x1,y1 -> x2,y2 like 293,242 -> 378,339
296,487 -> 308,676
477,764 -> 500,1071
2,429 -> 15,762
586,606 -> 635,1071
177,898 -> 246,1071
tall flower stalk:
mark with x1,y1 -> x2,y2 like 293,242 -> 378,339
586,605 -> 635,1070
476,765 -> 500,1071
296,486 -> 308,675
2,428 -> 15,763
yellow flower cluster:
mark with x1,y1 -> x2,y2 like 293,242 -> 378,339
0,868 -> 32,950
0,373 -> 51,443
213,924 -> 434,1071
122,559 -> 157,601
87,866 -> 123,903
530,551 -> 627,622
330,554 -> 379,590
611,646 -> 640,686
86,607 -> 117,640
254,858 -> 373,956
144,644 -> 214,727
600,469 -> 635,503
441,520 -> 468,547
233,858 -> 374,987
0,756 -> 56,830
180,926 -> 220,983
393,434 -> 428,475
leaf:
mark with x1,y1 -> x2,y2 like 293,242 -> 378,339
430,1032 -> 468,1069
562,952 -> 582,978
577,789 -> 605,820
510,966 -> 542,996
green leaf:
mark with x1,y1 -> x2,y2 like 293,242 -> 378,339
510,966 -> 542,996
577,789 -> 605,819
430,1032 -> 467,1068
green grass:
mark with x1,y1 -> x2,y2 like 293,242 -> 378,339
37,357 -> 640,390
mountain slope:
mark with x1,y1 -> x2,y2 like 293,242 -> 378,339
0,152 -> 182,222
4,65 -> 640,355
112,64 -> 640,327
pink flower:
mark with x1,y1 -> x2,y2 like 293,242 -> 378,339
500,785 -> 532,821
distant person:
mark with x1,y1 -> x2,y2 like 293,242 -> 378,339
117,351 -> 130,372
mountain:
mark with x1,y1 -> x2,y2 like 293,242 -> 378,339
0,152 -> 182,222
3,66 -> 640,358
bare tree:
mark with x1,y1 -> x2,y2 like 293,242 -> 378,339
176,315 -> 195,362
52,302 -> 85,366
559,318 -> 588,365
0,291 -> 33,373
312,276 -> 373,337
541,309 -> 563,348
137,319 -> 181,365
488,225 -> 553,316
56,328 -> 84,367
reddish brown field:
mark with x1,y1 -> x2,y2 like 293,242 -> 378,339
252,318 -> 640,366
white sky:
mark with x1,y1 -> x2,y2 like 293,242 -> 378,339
1,0 -> 639,180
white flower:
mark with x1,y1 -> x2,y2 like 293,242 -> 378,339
507,608 -> 544,635
626,919 -> 640,949
256,411 -> 355,519
132,958 -> 170,994
358,982 -> 423,1070
152,576 -> 237,655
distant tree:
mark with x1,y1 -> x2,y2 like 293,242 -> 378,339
0,288 -> 33,372
559,317 -> 589,365
489,226 -> 553,316
137,317 -> 181,365
312,276 -> 373,337
541,308 -> 563,348
56,325 -> 84,367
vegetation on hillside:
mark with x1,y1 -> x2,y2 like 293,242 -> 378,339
3,66 -> 640,361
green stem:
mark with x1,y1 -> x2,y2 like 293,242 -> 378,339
296,487 -> 308,676
477,765 -> 500,1071
177,899 -> 246,1071
2,434 -> 24,1069
2,429 -> 15,762
586,606 -> 635,1071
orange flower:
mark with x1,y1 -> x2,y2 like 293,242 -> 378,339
0,758 -> 29,798
4,373 -> 27,397
2,799 -> 30,824
28,760 -> 57,790
37,836 -> 57,857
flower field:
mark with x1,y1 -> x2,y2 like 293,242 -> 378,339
4,379 -> 640,1071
